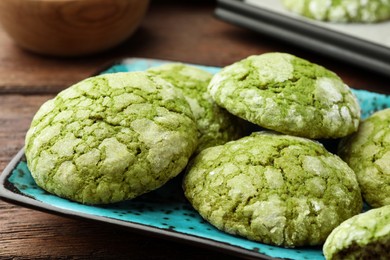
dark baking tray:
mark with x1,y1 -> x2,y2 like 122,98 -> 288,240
215,0 -> 390,77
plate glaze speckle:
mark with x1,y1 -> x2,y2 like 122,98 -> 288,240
1,58 -> 390,260
1,151 -> 322,260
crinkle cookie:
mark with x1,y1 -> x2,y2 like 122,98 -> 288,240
338,108 -> 390,208
282,0 -> 390,23
208,52 -> 360,139
183,132 -> 362,247
147,63 -> 243,153
323,205 -> 390,260
25,72 -> 198,204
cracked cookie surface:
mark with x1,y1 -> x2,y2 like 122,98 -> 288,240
147,63 -> 243,153
338,108 -> 390,208
183,132 -> 362,247
282,0 -> 390,23
323,205 -> 390,260
208,52 -> 360,139
25,72 -> 198,204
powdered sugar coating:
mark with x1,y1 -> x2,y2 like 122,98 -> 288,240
183,132 -> 362,247
208,53 -> 360,139
147,63 -> 244,154
323,205 -> 390,260
339,108 -> 390,208
25,72 -> 198,204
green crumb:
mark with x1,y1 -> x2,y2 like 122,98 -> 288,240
208,52 -> 360,139
25,71 -> 198,204
147,63 -> 244,153
183,131 -> 362,247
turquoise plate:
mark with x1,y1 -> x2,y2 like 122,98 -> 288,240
1,58 -> 389,260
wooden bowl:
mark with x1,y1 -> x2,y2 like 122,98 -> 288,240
0,0 -> 149,57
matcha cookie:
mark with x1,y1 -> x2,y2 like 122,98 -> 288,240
208,52 -> 360,139
338,108 -> 390,208
282,0 -> 390,23
183,132 -> 362,247
147,63 -> 243,153
25,72 -> 198,204
323,205 -> 390,260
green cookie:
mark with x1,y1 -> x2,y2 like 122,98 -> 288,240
282,0 -> 390,23
208,52 -> 360,139
183,131 -> 362,247
339,108 -> 390,208
323,205 -> 390,260
25,72 -> 198,204
147,63 -> 244,153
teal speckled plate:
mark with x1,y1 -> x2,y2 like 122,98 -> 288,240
1,58 -> 389,260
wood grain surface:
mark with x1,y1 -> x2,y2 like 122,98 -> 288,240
0,1 -> 389,259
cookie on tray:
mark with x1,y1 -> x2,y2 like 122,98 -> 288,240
208,52 -> 360,139
25,72 -> 198,204
282,0 -> 390,23
147,63 -> 244,153
323,205 -> 390,260
338,108 -> 390,208
183,131 -> 362,247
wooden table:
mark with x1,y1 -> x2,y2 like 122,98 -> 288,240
0,1 -> 389,259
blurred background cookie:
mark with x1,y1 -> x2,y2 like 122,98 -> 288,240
281,0 -> 390,23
